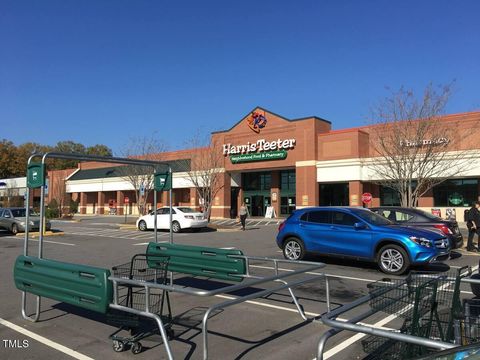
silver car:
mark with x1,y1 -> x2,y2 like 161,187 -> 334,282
0,208 -> 51,234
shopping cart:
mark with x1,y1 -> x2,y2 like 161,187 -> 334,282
108,254 -> 172,355
361,268 -> 470,359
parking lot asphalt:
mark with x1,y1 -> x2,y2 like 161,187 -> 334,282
1,219 -> 479,360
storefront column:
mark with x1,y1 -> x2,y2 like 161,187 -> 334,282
349,181 -> 363,207
80,192 -> 87,214
211,173 -> 231,218
190,188 -> 199,211
116,191 -> 124,215
97,191 -> 105,215
369,184 -> 381,207
296,166 -> 318,208
271,171 -> 281,217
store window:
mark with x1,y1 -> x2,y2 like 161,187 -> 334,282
380,186 -> 401,206
243,172 -> 271,191
433,179 -> 478,207
319,183 -> 349,206
280,170 -> 296,191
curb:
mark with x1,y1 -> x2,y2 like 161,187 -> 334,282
118,224 -> 138,230
16,231 -> 65,237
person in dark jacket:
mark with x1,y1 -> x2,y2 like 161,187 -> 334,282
467,201 -> 480,252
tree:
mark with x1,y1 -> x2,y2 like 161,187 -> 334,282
0,180 -> 23,207
117,136 -> 168,215
183,131 -> 225,221
86,144 -> 113,157
52,141 -> 112,169
366,82 -> 471,207
0,139 -> 18,178
51,174 -> 68,217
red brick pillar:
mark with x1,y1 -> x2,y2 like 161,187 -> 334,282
211,173 -> 231,218
296,166 -> 318,208
116,191 -> 124,215
80,192 -> 87,214
190,188 -> 199,211
271,171 -> 281,217
97,191 -> 105,215
349,181 -> 364,207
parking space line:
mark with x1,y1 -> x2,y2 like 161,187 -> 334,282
0,318 -> 94,360
25,239 -> 76,246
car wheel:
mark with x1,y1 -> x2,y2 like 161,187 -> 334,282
283,238 -> 305,260
172,221 -> 181,233
138,220 -> 147,231
11,223 -> 19,235
377,244 -> 410,275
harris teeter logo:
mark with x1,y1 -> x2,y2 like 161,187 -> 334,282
247,111 -> 267,133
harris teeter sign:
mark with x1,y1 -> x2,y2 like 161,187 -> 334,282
223,138 -> 295,163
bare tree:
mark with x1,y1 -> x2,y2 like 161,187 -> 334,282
117,136 -> 168,215
366,82 -> 471,207
0,180 -> 23,207
52,176 -> 68,216
184,131 -> 225,221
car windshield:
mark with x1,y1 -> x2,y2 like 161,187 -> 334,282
10,209 -> 39,217
351,208 -> 393,225
177,207 -> 196,213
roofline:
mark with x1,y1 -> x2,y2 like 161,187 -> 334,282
211,106 -> 331,134
65,168 -> 80,181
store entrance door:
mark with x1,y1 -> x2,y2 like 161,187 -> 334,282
244,194 -> 271,217
251,195 -> 264,216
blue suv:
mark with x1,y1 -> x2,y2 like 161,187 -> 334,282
276,207 -> 450,275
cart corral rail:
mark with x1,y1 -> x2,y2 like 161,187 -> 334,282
317,268 -> 480,360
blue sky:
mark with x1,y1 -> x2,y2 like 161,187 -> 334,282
1,0 -> 479,154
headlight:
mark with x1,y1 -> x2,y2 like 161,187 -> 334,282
409,236 -> 432,248
29,221 -> 35,226
19,221 -> 26,226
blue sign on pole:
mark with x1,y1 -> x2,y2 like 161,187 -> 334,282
140,184 -> 145,196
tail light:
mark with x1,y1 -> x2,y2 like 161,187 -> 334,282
434,224 -> 453,235
278,222 -> 286,232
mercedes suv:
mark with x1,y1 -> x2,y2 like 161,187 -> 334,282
276,207 -> 450,275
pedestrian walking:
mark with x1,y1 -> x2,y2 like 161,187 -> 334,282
467,201 -> 480,252
239,202 -> 249,231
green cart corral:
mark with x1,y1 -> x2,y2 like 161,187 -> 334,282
14,152 -> 328,360
317,267 -> 480,360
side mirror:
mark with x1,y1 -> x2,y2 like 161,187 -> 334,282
4,214 -> 10,218
354,222 -> 367,230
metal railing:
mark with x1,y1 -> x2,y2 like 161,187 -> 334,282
317,270 -> 480,360
109,255 -> 328,360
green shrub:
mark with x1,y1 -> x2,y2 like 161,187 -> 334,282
46,199 -> 60,219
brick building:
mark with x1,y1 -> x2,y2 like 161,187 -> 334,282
36,107 -> 480,219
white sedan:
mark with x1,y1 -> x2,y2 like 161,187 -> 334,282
136,206 -> 208,233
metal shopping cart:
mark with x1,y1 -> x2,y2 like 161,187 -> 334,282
108,254 -> 173,355
317,267 -> 476,360
361,268 -> 471,359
